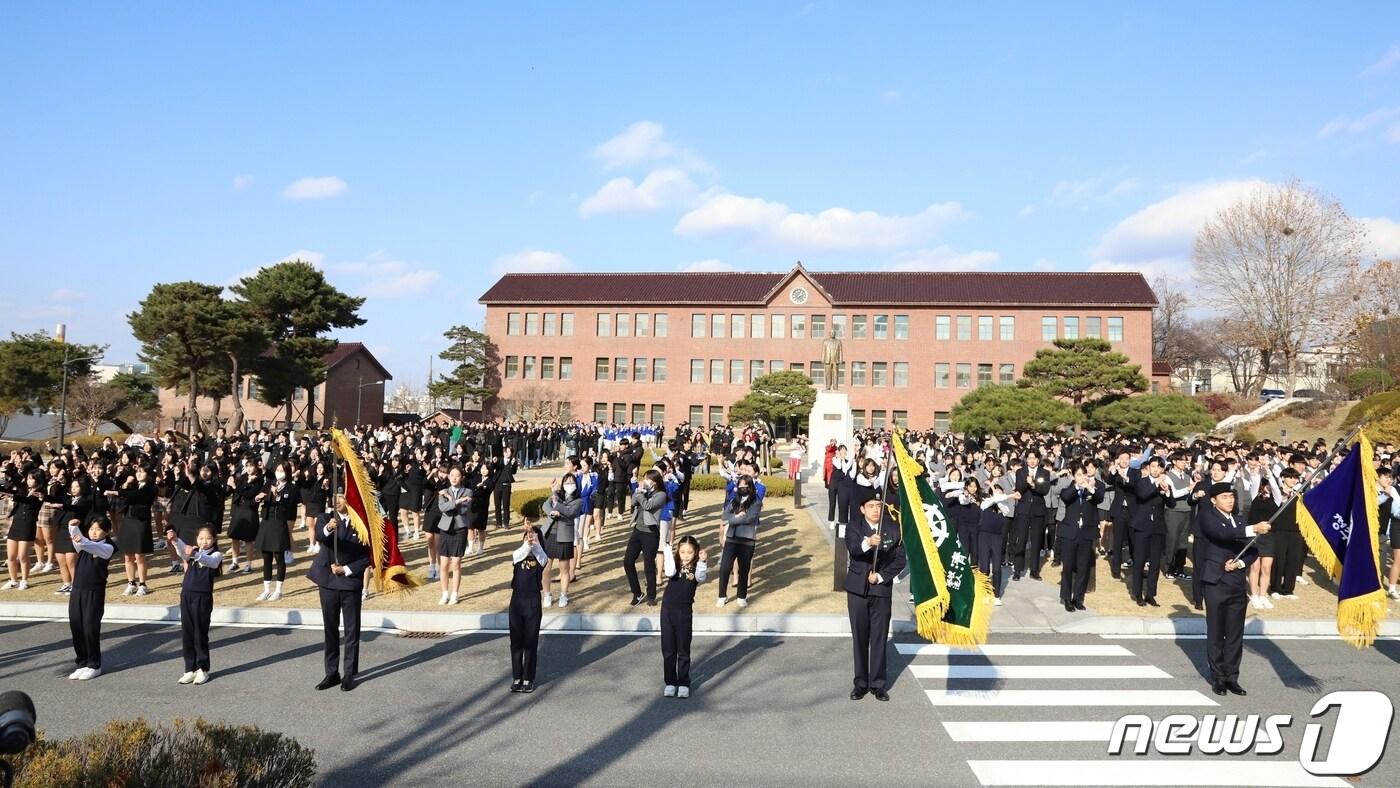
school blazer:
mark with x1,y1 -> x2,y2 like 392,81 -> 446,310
543,494 -> 584,543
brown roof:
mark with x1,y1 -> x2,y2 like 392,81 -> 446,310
479,266 -> 1158,307
323,342 -> 393,381
1152,360 -> 1173,377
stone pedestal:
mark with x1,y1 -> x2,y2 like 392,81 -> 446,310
807,390 -> 853,468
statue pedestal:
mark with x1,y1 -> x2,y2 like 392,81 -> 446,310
807,390 -> 853,469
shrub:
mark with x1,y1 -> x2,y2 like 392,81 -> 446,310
1344,367 -> 1395,399
1234,428 -> 1259,444
510,487 -> 550,521
1284,399 -> 1336,421
1195,392 -> 1255,420
9,718 -> 316,788
1341,390 -> 1400,431
1088,394 -> 1216,437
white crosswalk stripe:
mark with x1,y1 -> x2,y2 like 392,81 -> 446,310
900,640 -> 1343,787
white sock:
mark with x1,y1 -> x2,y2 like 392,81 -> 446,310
274,581 -> 284,594
263,581 -> 271,593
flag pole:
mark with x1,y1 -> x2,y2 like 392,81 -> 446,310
1231,420 -> 1367,563
870,438 -> 896,587
330,428 -> 341,566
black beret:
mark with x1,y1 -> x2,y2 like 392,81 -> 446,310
1209,482 -> 1234,498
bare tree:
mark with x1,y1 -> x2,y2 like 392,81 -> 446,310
1150,276 -> 1197,373
1193,180 -> 1367,396
386,383 -> 432,417
67,377 -> 124,436
509,384 -> 567,421
1195,316 -> 1268,395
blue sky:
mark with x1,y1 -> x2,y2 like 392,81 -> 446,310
3,2 -> 1398,391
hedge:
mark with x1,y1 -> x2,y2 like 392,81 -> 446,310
1342,390 -> 1400,431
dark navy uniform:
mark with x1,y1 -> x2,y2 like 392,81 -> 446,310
1057,479 -> 1105,609
1012,463 -> 1053,579
1128,471 -> 1169,604
309,511 -> 371,689
844,510 -> 907,697
1197,500 -> 1258,691
509,538 -> 550,689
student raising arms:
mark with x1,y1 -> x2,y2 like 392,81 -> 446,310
656,535 -> 708,699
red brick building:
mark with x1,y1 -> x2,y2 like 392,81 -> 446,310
157,342 -> 392,431
479,264 -> 1165,432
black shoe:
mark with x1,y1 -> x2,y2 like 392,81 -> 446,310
872,689 -> 890,702
850,687 -> 868,700
1073,601 -> 1086,611
1146,597 -> 1159,607
1211,681 -> 1226,696
510,680 -> 523,693
1177,571 -> 1192,580
1135,597 -> 1146,607
1051,560 -> 1062,568
646,597 -> 657,606
1111,572 -> 1122,580
1030,573 -> 1042,581
521,681 -> 535,694
1193,602 -> 1204,611
1012,573 -> 1023,582
629,595 -> 644,607
1064,601 -> 1075,612
316,673 -> 341,691
340,675 -> 357,692
1225,682 -> 1247,696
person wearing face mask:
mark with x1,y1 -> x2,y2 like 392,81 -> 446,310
436,465 -> 473,605
226,459 -> 262,574
716,475 -> 762,608
253,462 -> 297,602
540,473 -> 583,607
624,469 -> 668,606
115,465 -> 156,596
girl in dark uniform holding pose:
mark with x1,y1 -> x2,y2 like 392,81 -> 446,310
115,465 -> 156,596
658,534 -> 708,698
166,525 -> 222,685
67,515 -> 114,680
509,525 -> 550,693
226,459 -> 262,573
254,463 -> 297,602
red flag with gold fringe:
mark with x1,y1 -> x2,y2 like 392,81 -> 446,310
331,428 -> 423,594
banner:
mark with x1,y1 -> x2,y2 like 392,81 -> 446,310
330,428 -> 423,594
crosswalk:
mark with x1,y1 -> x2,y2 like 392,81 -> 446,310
896,641 -> 1351,787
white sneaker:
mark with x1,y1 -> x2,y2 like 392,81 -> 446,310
77,667 -> 101,680
736,598 -> 748,608
1270,592 -> 1282,599
228,562 -> 240,574
16,581 -> 27,591
31,562 -> 48,575
256,589 -> 272,602
1387,586 -> 1400,600
68,667 -> 85,680
268,590 -> 282,602
1262,596 -> 1274,609
1284,593 -> 1299,600
438,592 -> 449,606
1249,596 -> 1261,609
557,594 -> 569,608
135,585 -> 150,597
542,593 -> 553,608
716,597 -> 727,608
361,589 -> 369,601
1296,574 -> 1310,586
677,686 -> 690,699
122,583 -> 137,596
2,580 -> 16,590
664,684 -> 676,697
193,669 -> 209,685
448,593 -> 458,606
178,671 -> 197,685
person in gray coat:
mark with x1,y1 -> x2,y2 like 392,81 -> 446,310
624,469 -> 668,605
716,475 -> 762,607
541,474 -> 584,608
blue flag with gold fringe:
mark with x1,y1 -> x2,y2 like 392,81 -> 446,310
1296,432 -> 1388,647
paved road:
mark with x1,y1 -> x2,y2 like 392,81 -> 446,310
2,621 -> 1397,786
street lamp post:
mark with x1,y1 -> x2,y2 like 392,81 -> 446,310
356,375 -> 386,425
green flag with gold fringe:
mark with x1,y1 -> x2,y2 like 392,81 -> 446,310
892,430 -> 993,645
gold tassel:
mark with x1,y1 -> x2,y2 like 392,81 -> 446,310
929,568 -> 995,646
1337,591 -> 1388,649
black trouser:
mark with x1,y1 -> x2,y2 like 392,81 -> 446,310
1164,510 -> 1191,574
624,529 -> 660,600
319,586 -> 362,678
847,592 -> 892,690
262,550 -> 286,582
69,588 -> 104,670
509,594 -> 542,682
1204,573 -> 1247,684
1025,512 -> 1049,576
1270,530 -> 1305,595
1191,524 -> 1205,606
827,484 -> 849,524
1128,530 -> 1165,601
494,484 -> 512,528
661,603 -> 694,687
956,526 -> 978,567
609,484 -> 629,516
977,530 -> 1005,597
718,540 -> 756,600
180,591 -> 213,672
678,480 -> 692,516
1109,510 -> 1131,577
1059,537 -> 1093,605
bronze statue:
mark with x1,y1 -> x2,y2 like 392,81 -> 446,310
821,336 -> 843,391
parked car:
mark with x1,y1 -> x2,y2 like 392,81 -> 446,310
1291,388 -> 1327,399
1259,388 -> 1286,401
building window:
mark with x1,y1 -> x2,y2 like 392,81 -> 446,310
1086,316 -> 1101,338
934,411 -> 950,433
831,314 -> 846,339
977,363 -> 992,387
1041,316 -> 1057,341
692,313 -> 706,338
710,359 -> 724,384
689,405 -> 703,425
1000,315 -> 1014,340
1151,382 -> 1159,394
557,402 -> 571,421
769,360 -> 785,374
809,361 -> 825,387
790,361 -> 805,377
543,313 -> 557,336
893,410 -> 908,428
872,361 -> 888,387
293,387 -> 304,401
505,356 -> 520,379
957,315 -> 972,341
851,362 -> 867,386
616,313 -> 631,337
871,409 -> 887,429
650,404 -> 664,425
1064,316 -> 1079,340
750,313 -> 765,339
792,314 -> 806,339
635,313 -> 650,337
709,405 -> 723,427
542,357 -> 555,380
978,316 -> 993,341
1108,316 -> 1124,342
732,313 -> 746,338
652,358 -> 666,382
771,314 -> 786,339
690,359 -> 704,384
853,409 -> 866,430
874,314 -> 888,340
634,357 -> 648,382
630,403 -> 644,423
936,362 -> 950,389
614,357 -> 629,382
654,313 -> 667,337
894,362 -> 909,387
956,363 -> 971,388
852,314 -> 868,340
595,357 -> 609,381
594,402 -> 607,422
507,313 -> 522,335
559,357 -> 572,380
562,313 -> 574,336
525,313 -> 539,335
613,403 -> 626,423
1195,366 -> 1212,393
999,363 -> 1015,384
894,314 -> 909,340
523,356 -> 536,379
811,314 -> 827,339
750,360 -> 764,381
711,313 -> 726,339
730,359 -> 744,384
597,313 -> 612,337
935,315 -> 950,341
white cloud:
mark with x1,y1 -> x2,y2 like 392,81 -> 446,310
278,249 -> 327,267
1241,149 -> 1267,164
591,121 -> 708,172
881,89 -> 902,104
1318,107 -> 1400,142
1090,179 -> 1269,264
1362,217 -> 1400,259
1362,44 -> 1400,76
1020,171 -> 1138,216
282,176 -> 349,200
493,250 -> 574,276
50,288 -> 85,303
675,192 -> 968,252
890,246 -> 1000,271
679,258 -> 734,272
579,168 -> 699,216
327,257 -> 441,298
232,175 -> 254,191
1088,258 -> 1193,284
